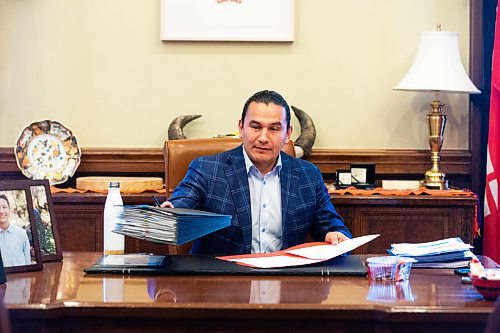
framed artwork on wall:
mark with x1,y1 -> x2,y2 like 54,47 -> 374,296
0,181 -> 43,273
161,0 -> 295,42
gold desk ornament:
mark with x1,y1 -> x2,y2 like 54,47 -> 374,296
421,100 -> 448,190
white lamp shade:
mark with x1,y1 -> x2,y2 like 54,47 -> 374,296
394,31 -> 480,94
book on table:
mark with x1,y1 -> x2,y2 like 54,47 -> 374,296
388,237 -> 474,268
113,205 -> 232,245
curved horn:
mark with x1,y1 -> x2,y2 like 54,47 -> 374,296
168,115 -> 202,140
291,106 -> 316,158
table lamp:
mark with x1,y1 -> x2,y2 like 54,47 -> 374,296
394,25 -> 480,190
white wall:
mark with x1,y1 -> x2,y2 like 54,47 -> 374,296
0,0 -> 472,149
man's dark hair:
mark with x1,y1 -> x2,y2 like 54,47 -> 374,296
241,90 -> 291,130
0,194 -> 9,208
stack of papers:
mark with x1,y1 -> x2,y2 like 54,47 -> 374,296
388,237 -> 474,268
218,234 -> 380,268
114,206 -> 231,245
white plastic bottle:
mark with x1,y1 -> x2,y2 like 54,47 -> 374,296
103,181 -> 124,255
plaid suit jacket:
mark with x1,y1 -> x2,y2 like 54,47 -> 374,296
169,145 -> 351,254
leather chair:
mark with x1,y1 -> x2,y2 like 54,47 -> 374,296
163,137 -> 295,254
163,137 -> 295,197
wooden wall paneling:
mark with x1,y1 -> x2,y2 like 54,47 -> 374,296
77,148 -> 165,173
0,147 -> 474,188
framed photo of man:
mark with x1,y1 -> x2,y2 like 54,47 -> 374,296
0,181 -> 43,273
27,180 -> 62,262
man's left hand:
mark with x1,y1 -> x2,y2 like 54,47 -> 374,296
325,232 -> 349,245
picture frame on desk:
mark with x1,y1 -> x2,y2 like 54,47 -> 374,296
0,249 -> 6,284
0,180 -> 43,273
27,180 -> 62,262
350,164 -> 376,189
335,170 -> 352,189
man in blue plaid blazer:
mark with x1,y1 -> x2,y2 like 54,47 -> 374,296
164,90 -> 351,254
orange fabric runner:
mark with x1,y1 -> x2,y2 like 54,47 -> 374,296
50,186 -> 166,195
328,185 -> 476,197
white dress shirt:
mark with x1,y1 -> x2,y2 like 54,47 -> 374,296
243,149 -> 283,253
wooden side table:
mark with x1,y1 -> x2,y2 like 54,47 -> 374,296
331,195 -> 477,254
51,192 -> 477,254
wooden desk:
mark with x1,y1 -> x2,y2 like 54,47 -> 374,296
52,193 -> 477,255
3,252 -> 494,333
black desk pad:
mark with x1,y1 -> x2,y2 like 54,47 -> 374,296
84,254 -> 367,276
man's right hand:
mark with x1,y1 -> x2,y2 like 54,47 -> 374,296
161,201 -> 174,208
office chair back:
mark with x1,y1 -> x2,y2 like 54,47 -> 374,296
163,137 -> 295,196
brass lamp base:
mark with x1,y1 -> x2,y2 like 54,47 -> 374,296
421,100 -> 450,190
420,175 -> 449,190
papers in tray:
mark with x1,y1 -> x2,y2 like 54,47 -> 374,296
113,205 -> 231,245
389,237 -> 472,257
388,237 -> 474,268
411,257 -> 472,268
217,234 -> 379,268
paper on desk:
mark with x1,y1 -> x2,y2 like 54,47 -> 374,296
218,234 -> 379,269
223,254 -> 323,268
389,237 -> 472,257
284,234 -> 380,260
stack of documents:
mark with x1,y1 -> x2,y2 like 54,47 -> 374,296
114,206 -> 231,245
388,237 -> 474,268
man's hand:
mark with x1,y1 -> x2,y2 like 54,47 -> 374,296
160,201 -> 174,208
325,232 -> 349,245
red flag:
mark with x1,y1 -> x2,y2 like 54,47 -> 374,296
484,8 -> 500,263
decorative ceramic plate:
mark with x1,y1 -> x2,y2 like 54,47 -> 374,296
15,120 -> 81,185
